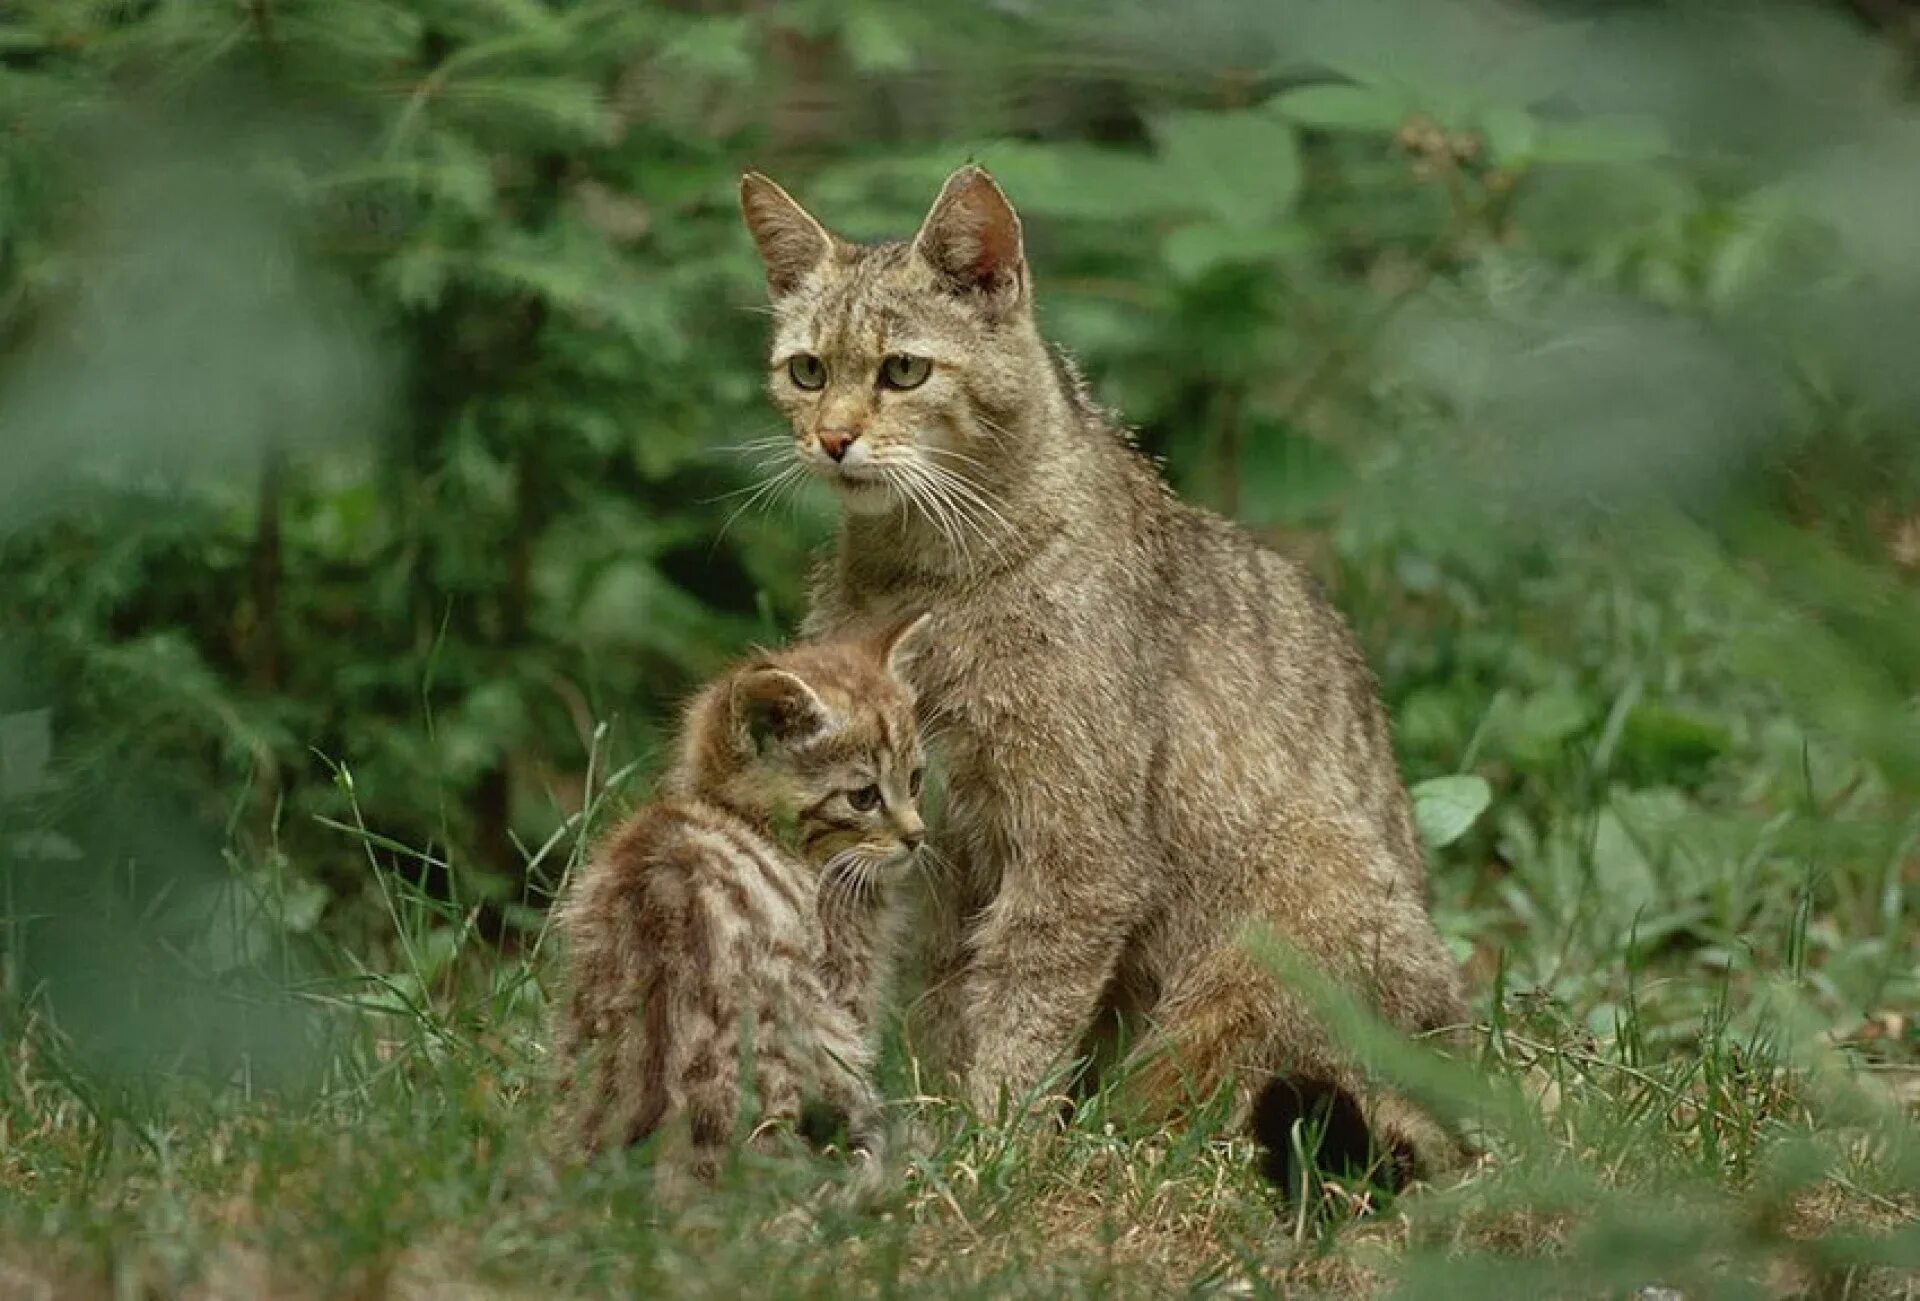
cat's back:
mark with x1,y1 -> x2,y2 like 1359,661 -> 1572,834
1114,460 -> 1423,866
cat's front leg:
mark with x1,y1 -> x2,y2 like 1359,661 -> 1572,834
901,835 -> 994,1085
959,855 -> 1134,1117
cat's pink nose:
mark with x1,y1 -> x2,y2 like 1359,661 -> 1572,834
818,428 -> 860,461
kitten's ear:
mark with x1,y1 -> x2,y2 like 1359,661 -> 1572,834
874,611 -> 933,679
739,172 -> 836,297
731,667 -> 832,752
911,166 -> 1026,305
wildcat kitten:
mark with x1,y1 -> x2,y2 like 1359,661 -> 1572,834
739,167 -> 1471,1186
554,616 -> 928,1176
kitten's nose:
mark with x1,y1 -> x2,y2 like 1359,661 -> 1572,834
901,829 -> 924,853
818,428 -> 860,462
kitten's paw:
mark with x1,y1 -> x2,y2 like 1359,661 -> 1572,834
848,1121 -> 888,1165
824,1143 -> 896,1211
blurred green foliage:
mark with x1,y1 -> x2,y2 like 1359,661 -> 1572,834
0,0 -> 1915,1084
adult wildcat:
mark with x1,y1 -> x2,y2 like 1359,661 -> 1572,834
739,166 -> 1468,1183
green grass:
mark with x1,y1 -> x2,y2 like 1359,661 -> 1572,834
3,891 -> 1916,1295
2,950 -> 1915,1299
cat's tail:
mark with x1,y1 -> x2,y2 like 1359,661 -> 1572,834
1107,947 -> 1471,1192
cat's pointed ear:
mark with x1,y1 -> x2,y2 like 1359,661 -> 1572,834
874,610 -> 934,679
911,166 -> 1026,305
731,666 -> 832,752
739,172 -> 836,297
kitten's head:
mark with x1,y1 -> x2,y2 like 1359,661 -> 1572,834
738,166 -> 1047,523
693,613 -> 931,884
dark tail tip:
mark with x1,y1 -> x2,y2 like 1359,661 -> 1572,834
1250,1076 -> 1415,1195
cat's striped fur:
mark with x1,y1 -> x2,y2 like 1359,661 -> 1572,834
554,617 -> 928,1175
740,166 -> 1472,1188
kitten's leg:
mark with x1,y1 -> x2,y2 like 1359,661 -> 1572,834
958,843 -> 1135,1116
745,1003 -> 811,1159
669,892 -> 757,1181
799,971 -> 885,1161
558,935 -> 661,1154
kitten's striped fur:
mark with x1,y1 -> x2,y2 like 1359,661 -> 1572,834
555,617 -> 928,1175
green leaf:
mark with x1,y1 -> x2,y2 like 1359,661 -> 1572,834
1235,421 -> 1351,525
1619,704 -> 1733,781
1478,104 -> 1538,167
385,243 -> 450,310
1160,221 -> 1308,281
1412,774 -> 1493,850
1149,109 -> 1302,229
440,75 -> 614,145
0,708 -> 52,799
841,4 -> 914,72
1529,117 -> 1669,167
658,15 -> 755,80
1505,686 -> 1593,764
972,143 -> 1172,222
1273,83 -> 1409,134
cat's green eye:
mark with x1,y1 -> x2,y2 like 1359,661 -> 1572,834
788,354 -> 827,390
908,767 -> 924,798
848,784 -> 882,813
879,354 -> 932,391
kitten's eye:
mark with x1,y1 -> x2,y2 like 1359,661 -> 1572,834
788,354 -> 827,390
909,767 -> 924,798
879,354 -> 932,390
847,784 -> 882,812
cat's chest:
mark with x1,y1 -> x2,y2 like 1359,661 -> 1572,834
820,562 -> 1097,777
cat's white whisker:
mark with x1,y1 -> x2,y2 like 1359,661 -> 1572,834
706,435 -> 794,460
887,461 -> 972,570
917,456 -> 1015,538
970,409 -> 1018,446
712,464 -> 804,544
910,461 -> 984,567
920,443 -> 995,474
910,456 -> 1013,567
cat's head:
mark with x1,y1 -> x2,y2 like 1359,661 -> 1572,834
738,166 -> 1048,522
692,613 -> 931,885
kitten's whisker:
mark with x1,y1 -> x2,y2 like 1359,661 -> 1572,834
918,844 -> 958,890
819,849 -> 865,916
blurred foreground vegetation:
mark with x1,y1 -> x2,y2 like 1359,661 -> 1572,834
1,0 -> 1917,1295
